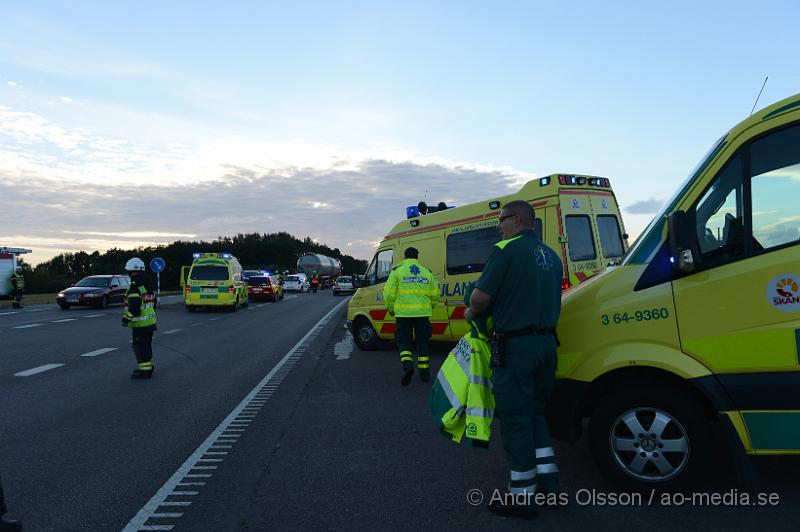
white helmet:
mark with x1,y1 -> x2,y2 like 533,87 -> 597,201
125,257 -> 146,272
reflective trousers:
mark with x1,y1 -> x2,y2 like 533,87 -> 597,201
131,326 -> 155,371
491,334 -> 560,507
395,316 -> 432,374
0,474 -> 7,516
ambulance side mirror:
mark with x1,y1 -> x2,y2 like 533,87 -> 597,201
667,210 -> 699,273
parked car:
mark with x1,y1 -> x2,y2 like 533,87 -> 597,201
57,275 -> 130,310
332,276 -> 355,296
283,274 -> 309,293
241,269 -> 266,280
247,275 -> 284,302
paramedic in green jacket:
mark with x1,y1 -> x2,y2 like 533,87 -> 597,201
383,247 -> 439,386
465,200 -> 563,519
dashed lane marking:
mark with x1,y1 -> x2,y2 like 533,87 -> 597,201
14,363 -> 66,377
83,313 -> 106,318
163,329 -> 181,335
52,318 -> 78,323
122,298 -> 348,531
12,324 -> 44,329
80,347 -> 118,357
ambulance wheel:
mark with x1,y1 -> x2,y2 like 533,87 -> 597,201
588,381 -> 712,491
353,317 -> 378,351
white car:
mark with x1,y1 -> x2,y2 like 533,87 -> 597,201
332,276 -> 355,296
283,274 -> 310,293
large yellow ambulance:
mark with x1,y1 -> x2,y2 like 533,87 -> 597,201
347,173 -> 629,349
551,93 -> 800,490
181,253 -> 249,312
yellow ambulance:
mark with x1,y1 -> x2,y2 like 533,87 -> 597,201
551,92 -> 800,490
346,173 -> 629,349
181,252 -> 249,312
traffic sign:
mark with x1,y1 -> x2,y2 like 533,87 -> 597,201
150,257 -> 166,273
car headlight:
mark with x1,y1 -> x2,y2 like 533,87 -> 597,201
58,292 -> 65,297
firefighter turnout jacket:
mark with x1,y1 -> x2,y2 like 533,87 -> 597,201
124,278 -> 156,328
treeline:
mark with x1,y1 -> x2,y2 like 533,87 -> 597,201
19,232 -> 369,294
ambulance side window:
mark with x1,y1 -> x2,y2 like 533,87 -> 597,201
446,227 -> 498,275
375,249 -> 394,284
749,122 -> 800,251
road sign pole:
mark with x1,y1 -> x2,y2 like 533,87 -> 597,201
157,272 -> 161,308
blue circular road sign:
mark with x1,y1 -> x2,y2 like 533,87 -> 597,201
150,257 -> 166,273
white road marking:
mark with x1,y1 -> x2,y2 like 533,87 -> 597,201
0,311 -> 20,316
83,313 -> 105,318
189,323 -> 203,327
123,298 -> 348,532
52,318 -> 78,323
15,363 -> 65,377
208,317 -> 221,321
81,347 -> 118,357
163,329 -> 181,335
12,323 -> 44,329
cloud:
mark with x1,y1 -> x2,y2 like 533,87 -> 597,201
6,81 -> 17,86
0,111 -> 528,264
625,198 -> 663,214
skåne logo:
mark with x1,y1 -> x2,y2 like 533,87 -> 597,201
767,275 -> 800,312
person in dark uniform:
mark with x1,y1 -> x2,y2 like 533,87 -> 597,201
122,258 -> 157,379
0,475 -> 22,531
465,200 -> 563,519
10,269 -> 24,309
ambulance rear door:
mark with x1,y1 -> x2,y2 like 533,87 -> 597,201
559,190 -> 602,285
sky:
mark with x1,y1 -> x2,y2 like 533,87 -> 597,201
1,0 -> 798,266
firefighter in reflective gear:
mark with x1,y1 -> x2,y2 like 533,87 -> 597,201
383,247 -> 439,386
465,200 -> 563,519
122,257 -> 157,379
10,269 -> 24,309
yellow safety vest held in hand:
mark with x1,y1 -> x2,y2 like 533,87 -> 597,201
382,259 -> 439,317
429,326 -> 495,445
124,284 -> 157,328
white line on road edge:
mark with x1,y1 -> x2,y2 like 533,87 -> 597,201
122,298 -> 348,532
83,314 -> 106,318
162,329 -> 181,335
14,363 -> 66,377
12,323 -> 44,329
80,347 -> 118,357
52,318 -> 78,323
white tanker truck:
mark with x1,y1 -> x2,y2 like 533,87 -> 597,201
296,253 -> 342,289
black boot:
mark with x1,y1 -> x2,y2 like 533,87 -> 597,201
401,367 -> 414,387
488,498 -> 537,520
130,369 -> 153,379
0,515 -> 22,531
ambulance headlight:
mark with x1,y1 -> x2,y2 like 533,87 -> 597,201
193,253 -> 202,258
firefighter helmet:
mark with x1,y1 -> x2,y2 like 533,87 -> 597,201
125,257 -> 146,272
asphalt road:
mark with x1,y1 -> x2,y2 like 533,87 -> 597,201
0,290 -> 347,531
3,293 -> 800,531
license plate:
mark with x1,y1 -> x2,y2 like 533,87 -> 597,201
253,288 -> 262,292
202,287 -> 217,293
67,298 -> 79,303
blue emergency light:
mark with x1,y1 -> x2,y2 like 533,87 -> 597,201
406,206 -> 420,219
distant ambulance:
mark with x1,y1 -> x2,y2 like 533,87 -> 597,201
346,173 -> 629,349
181,253 -> 249,312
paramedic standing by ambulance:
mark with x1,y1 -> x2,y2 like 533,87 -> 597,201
383,247 -> 439,386
465,200 -> 563,519
122,258 -> 157,379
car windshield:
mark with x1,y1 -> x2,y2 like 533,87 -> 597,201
338,277 -> 352,283
285,276 -> 300,282
75,277 -> 111,287
247,276 -> 271,286
190,265 -> 229,281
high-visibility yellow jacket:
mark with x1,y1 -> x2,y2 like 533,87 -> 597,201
382,259 -> 439,317
125,282 -> 157,328
429,322 -> 495,446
